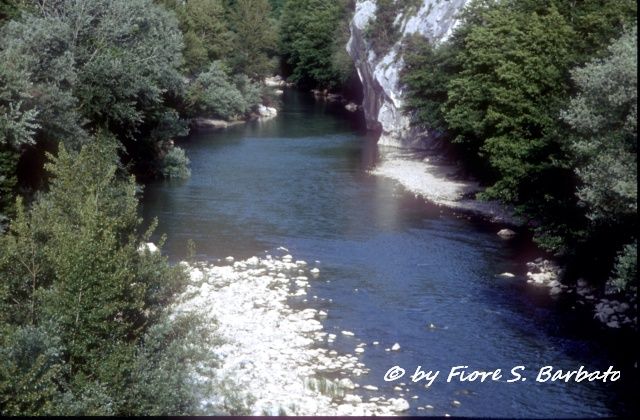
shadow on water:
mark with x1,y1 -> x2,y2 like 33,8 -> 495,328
141,89 -> 637,418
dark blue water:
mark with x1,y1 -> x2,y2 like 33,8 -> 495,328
142,90 -> 636,417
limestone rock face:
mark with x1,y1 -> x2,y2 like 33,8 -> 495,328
346,0 -> 469,148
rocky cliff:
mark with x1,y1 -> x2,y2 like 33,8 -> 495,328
347,0 -> 468,148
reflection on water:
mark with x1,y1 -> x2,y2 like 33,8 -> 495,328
142,90 -> 636,417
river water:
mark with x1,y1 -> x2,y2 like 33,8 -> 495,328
142,90 -> 636,417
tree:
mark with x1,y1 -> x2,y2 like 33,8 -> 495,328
0,0 -> 188,181
158,0 -> 232,74
444,3 -> 575,203
562,26 -> 637,225
228,0 -> 278,80
562,25 -> 637,292
280,0 -> 353,89
401,0 -> 635,254
186,61 -> 261,120
402,34 -> 459,134
0,136 -> 205,415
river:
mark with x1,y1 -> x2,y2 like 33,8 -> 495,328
142,90 -> 636,417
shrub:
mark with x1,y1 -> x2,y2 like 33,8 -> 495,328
161,146 -> 191,179
187,61 -> 261,120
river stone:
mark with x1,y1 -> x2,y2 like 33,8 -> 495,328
257,104 -> 278,119
388,398 -> 410,412
497,228 -> 516,238
339,378 -> 355,390
345,102 -> 359,112
602,306 -> 615,316
344,394 -> 362,403
617,303 -> 630,313
336,404 -> 354,416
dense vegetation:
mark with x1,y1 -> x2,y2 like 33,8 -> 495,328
0,0 -> 284,218
279,0 -> 357,92
402,0 -> 637,295
0,0 -> 278,414
0,137 -> 249,415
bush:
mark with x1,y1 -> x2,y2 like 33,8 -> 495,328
187,61 -> 261,120
280,0 -> 354,89
607,242 -> 637,295
161,146 -> 191,179
0,136 -> 217,415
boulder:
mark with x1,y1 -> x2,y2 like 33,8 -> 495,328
257,104 -> 278,119
388,398 -> 410,412
265,75 -> 285,87
497,228 -> 516,238
345,102 -> 359,112
339,378 -> 355,390
549,287 -> 562,296
192,118 -> 229,130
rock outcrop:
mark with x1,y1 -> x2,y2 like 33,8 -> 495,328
347,0 -> 469,148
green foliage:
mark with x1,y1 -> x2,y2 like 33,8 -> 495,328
402,34 -> 458,132
187,61 -> 261,120
0,0 -> 29,24
401,0 -> 637,285
0,137 -> 219,415
445,3 -> 575,203
0,323 -> 68,415
280,0 -> 354,89
365,0 -> 401,56
0,146 -> 19,214
0,0 -> 188,179
228,0 -> 278,80
562,26 -> 637,225
161,146 -> 191,179
607,242 -> 637,294
158,0 -> 233,74
402,0 -> 636,248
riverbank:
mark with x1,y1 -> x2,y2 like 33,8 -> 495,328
170,253 -> 412,415
369,146 -> 636,331
370,147 -> 520,226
